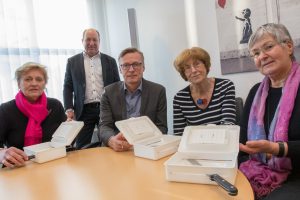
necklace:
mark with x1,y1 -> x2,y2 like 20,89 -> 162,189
191,78 -> 214,107
196,98 -> 208,105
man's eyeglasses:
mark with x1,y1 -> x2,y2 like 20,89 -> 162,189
120,62 -> 143,70
250,42 -> 281,58
184,61 -> 204,72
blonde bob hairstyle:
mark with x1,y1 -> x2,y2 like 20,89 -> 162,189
15,62 -> 48,84
173,47 -> 211,81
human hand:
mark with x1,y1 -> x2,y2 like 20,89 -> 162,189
108,132 -> 132,152
239,140 -> 277,155
66,110 -> 74,121
0,147 -> 29,168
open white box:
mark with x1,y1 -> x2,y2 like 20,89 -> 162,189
164,125 -> 240,185
115,116 -> 181,160
24,121 -> 84,163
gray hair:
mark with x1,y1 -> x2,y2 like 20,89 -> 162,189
15,62 -> 48,84
248,23 -> 295,61
118,47 -> 144,63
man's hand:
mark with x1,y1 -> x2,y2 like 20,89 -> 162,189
108,133 -> 132,152
66,109 -> 75,121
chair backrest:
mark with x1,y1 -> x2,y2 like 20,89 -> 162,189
235,97 -> 244,126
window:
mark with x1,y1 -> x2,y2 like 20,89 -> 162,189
0,0 -> 90,103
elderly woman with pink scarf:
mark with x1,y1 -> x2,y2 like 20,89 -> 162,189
0,62 -> 66,168
239,23 -> 300,200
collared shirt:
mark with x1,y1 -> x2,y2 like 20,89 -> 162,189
83,52 -> 104,104
124,81 -> 142,118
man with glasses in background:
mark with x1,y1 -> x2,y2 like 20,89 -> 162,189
99,47 -> 168,152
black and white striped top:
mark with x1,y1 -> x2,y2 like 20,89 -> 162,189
173,78 -> 236,135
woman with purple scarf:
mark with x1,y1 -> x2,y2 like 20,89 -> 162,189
239,23 -> 300,199
0,62 -> 66,168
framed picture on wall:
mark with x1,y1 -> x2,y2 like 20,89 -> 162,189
277,0 -> 300,62
215,0 -> 268,75
216,0 -> 300,75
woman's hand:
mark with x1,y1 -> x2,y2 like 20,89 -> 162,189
0,147 -> 29,168
239,140 -> 278,155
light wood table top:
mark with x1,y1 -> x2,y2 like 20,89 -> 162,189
0,147 -> 254,200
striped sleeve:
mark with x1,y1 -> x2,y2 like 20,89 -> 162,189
217,79 -> 236,125
173,92 -> 187,135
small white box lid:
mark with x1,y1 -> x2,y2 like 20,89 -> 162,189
50,121 -> 84,148
115,116 -> 163,145
178,125 -> 240,160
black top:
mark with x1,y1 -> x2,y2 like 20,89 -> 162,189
239,83 -> 300,176
0,98 -> 67,149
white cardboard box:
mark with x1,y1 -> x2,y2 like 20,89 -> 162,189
115,116 -> 181,160
24,121 -> 84,163
164,125 -> 240,185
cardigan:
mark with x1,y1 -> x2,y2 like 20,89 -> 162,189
0,98 -> 67,149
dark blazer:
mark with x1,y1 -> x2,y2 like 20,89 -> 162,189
63,52 -> 120,119
99,79 -> 168,145
0,98 -> 67,149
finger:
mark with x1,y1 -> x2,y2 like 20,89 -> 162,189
119,133 -> 126,140
12,147 -> 28,159
239,143 -> 257,154
5,153 -> 25,167
246,140 -> 268,147
122,142 -> 132,150
6,148 -> 28,165
2,159 -> 15,168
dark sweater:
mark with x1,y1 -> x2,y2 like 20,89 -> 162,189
0,98 -> 67,149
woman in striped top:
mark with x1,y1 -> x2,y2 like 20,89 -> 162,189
173,47 -> 236,135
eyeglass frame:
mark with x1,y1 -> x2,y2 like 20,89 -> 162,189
120,62 -> 143,71
249,41 -> 287,59
183,60 -> 204,73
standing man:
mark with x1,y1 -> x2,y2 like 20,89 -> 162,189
63,28 -> 120,149
99,47 -> 168,152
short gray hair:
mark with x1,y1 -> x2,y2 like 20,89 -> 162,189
15,62 -> 48,84
248,23 -> 295,61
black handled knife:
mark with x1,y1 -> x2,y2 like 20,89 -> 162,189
207,174 -> 238,196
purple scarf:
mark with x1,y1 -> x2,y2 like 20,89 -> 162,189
240,62 -> 300,198
15,91 -> 48,146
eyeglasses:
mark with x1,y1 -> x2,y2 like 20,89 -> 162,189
250,42 -> 281,58
184,61 -> 204,72
120,62 -> 143,70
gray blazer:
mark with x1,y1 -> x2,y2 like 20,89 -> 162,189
63,52 -> 120,119
99,79 -> 168,145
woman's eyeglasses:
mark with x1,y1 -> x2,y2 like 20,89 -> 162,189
184,61 -> 204,73
250,42 -> 281,58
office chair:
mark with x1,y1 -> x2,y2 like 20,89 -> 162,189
235,97 -> 244,126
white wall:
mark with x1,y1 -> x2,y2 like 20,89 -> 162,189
104,0 -> 264,133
